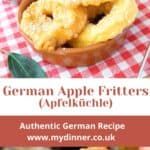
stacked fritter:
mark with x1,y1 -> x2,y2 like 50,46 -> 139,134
20,0 -> 138,52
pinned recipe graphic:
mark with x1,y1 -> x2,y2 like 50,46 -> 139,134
0,0 -> 150,148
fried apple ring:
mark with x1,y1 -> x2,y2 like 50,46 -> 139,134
20,0 -> 87,52
87,2 -> 113,20
56,0 -> 114,7
70,0 -> 138,47
80,147 -> 108,150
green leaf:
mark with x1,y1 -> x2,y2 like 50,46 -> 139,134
8,53 -> 47,78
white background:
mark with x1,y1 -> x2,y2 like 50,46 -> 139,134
0,79 -> 150,116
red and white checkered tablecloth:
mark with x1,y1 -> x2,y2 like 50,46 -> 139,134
0,0 -> 150,78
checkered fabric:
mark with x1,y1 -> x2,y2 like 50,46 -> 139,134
0,0 -> 150,78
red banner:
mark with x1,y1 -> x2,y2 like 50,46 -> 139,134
0,116 -> 150,146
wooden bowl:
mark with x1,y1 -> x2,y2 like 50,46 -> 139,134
18,0 -> 127,67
